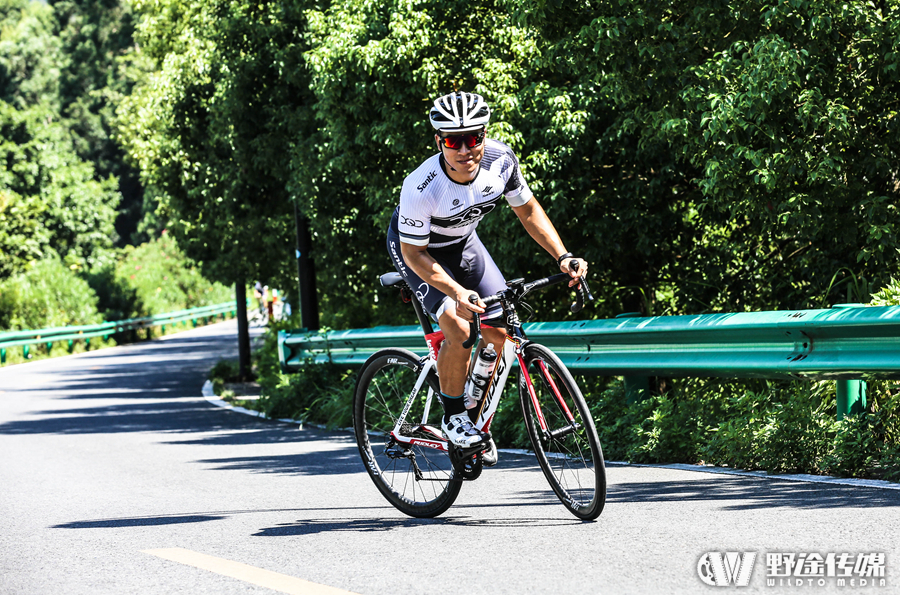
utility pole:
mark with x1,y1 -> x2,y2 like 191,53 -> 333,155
294,201 -> 319,330
235,279 -> 252,380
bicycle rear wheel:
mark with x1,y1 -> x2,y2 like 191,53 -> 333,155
519,343 -> 606,520
353,348 -> 461,518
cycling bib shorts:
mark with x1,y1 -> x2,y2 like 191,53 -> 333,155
387,218 -> 505,322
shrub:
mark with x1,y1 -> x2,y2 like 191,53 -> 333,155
253,317 -> 355,428
0,257 -> 102,330
110,233 -> 233,317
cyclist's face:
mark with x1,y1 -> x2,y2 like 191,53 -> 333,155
436,132 -> 484,181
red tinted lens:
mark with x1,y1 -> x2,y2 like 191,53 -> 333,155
442,135 -> 465,149
441,132 -> 484,149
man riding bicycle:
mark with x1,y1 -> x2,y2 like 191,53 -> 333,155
386,91 -> 588,454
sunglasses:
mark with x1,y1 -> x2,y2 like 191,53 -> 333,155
440,131 -> 485,150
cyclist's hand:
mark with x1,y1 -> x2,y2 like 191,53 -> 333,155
455,291 -> 485,322
560,257 -> 588,288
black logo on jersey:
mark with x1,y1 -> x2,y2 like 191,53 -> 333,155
452,199 -> 460,206
417,170 -> 438,193
432,197 -> 502,229
482,186 -> 493,195
400,216 -> 424,228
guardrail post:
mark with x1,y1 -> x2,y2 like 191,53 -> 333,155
616,312 -> 650,403
23,345 -> 30,359
832,304 -> 868,420
1,348 -> 5,364
836,380 -> 867,420
45,341 -> 52,354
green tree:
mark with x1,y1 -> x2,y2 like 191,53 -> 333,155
119,0 -> 302,291
0,0 -> 119,278
507,0 -> 900,312
50,0 -> 146,245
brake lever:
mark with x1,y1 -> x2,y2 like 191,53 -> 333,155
462,293 -> 481,349
568,261 -> 594,313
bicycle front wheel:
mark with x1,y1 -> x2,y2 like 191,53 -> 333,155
353,348 -> 461,518
519,343 -> 606,520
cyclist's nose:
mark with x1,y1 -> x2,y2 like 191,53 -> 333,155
458,142 -> 472,155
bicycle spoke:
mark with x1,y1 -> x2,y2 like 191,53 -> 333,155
353,349 -> 460,518
520,343 -> 606,520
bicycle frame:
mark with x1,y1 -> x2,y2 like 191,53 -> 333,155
382,268 -> 589,454
388,327 -> 573,453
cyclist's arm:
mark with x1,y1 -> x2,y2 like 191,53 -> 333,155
511,197 -> 587,284
399,242 -> 486,319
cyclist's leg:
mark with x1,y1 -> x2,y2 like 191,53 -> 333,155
432,232 -> 508,422
457,230 -> 507,355
388,230 -> 482,446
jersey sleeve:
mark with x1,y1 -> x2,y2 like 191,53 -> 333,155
397,178 -> 432,246
501,149 -> 533,207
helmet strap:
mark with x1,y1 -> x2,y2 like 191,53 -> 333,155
437,144 -> 458,172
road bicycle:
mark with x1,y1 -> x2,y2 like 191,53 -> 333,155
352,266 -> 606,520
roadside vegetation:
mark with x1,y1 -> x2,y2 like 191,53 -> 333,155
5,0 -> 900,479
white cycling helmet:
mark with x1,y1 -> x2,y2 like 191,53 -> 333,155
429,92 -> 491,134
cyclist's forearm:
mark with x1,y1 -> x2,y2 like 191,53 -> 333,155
513,197 -> 568,261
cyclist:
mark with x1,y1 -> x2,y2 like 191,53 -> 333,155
386,91 -> 587,453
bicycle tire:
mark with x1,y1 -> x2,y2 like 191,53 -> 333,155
519,343 -> 606,520
353,348 -> 462,518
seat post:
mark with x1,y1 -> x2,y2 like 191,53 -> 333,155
412,297 -> 435,335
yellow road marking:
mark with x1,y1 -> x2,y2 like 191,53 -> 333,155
143,548 -> 360,595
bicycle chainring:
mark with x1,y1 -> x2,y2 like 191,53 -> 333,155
449,443 -> 484,480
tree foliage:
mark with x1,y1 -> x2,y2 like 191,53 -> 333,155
119,0 -> 305,291
0,0 -> 120,279
507,0 -> 900,311
118,0 -> 900,328
49,0 -> 146,244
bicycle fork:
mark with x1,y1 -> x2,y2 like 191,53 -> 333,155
519,354 -> 581,442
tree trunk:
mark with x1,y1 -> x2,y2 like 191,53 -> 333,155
235,280 -> 252,380
294,202 -> 319,330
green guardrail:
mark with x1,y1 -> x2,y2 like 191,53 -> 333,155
278,303 -> 900,420
0,301 -> 240,365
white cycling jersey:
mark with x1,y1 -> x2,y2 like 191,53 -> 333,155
395,138 -> 533,249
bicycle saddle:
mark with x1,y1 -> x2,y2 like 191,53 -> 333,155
380,272 -> 404,287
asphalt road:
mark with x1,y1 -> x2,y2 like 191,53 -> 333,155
1,319 -> 899,594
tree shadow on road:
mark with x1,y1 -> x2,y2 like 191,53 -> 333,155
607,476 -> 900,510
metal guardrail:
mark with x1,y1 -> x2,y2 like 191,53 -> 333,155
278,303 -> 900,418
0,302 -> 239,364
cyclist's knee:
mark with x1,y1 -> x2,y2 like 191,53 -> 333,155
438,310 -> 470,346
482,325 -> 505,345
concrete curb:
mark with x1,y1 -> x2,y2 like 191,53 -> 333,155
201,380 -> 900,491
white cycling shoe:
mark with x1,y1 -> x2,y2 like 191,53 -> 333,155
442,413 -> 489,448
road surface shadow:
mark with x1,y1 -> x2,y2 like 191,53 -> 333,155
52,514 -> 226,529
253,514 -> 583,536
607,476 -> 900,510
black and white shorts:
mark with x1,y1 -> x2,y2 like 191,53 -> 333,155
386,226 -> 506,323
